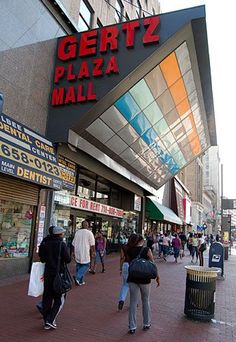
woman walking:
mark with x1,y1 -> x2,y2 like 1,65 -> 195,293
126,234 -> 160,334
172,234 -> 181,263
90,230 -> 106,274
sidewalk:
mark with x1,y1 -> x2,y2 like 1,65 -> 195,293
1,251 -> 236,342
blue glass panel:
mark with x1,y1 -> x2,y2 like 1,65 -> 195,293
130,112 -> 151,136
115,93 -> 140,122
142,128 -> 158,146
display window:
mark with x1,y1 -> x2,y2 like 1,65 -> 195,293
0,200 -> 33,258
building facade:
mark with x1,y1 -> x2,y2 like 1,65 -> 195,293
0,1 -> 216,278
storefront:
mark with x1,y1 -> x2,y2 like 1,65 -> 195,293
0,113 -> 62,278
145,196 -> 182,234
52,157 -> 143,252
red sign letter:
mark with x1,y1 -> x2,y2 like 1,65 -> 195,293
51,88 -> 64,105
79,30 -> 97,57
54,66 -> 65,83
105,56 -> 119,75
143,17 -> 160,44
122,20 -> 140,48
100,26 -> 119,53
58,36 -> 77,61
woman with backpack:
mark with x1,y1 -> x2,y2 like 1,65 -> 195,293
126,234 -> 160,334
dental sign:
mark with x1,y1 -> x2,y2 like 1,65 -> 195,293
0,113 -> 62,189
51,17 -> 160,106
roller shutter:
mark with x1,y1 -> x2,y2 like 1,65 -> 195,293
0,174 -> 39,206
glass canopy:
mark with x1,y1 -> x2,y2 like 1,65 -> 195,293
86,42 -> 209,188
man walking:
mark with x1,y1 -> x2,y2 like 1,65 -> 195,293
72,220 -> 95,285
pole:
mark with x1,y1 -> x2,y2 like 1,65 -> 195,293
221,164 -> 223,237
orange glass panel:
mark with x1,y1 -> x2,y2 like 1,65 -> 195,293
160,52 -> 181,87
176,98 -> 190,117
169,78 -> 187,106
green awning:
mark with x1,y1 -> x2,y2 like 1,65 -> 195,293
146,197 -> 182,225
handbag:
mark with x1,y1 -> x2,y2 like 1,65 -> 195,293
53,242 -> 73,295
128,247 -> 158,280
199,242 -> 207,252
28,262 -> 45,297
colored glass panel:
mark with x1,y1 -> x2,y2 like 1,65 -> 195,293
115,93 -> 140,121
130,112 -> 151,136
130,79 -> 154,110
160,52 -> 181,87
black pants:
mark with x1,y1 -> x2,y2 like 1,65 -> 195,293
42,274 -> 66,324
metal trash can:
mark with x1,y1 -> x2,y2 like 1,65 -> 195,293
184,266 -> 219,321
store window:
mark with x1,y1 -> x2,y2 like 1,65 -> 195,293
0,200 -> 33,259
78,0 -> 93,31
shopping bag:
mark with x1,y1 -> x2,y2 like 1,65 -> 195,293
27,262 -> 45,297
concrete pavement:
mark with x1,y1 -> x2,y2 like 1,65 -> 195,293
1,250 -> 236,341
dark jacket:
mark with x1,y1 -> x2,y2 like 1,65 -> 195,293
39,235 -> 71,276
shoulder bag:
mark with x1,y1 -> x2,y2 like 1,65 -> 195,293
53,242 -> 73,295
128,247 -> 158,280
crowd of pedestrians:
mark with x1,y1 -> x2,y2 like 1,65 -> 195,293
37,221 -> 216,333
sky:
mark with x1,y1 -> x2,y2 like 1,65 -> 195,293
159,0 -> 236,199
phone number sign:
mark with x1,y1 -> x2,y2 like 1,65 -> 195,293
0,113 -> 62,189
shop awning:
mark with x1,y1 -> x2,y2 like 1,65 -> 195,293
146,197 -> 182,225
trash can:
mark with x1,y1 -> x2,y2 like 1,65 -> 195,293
184,266 -> 219,321
224,245 -> 229,260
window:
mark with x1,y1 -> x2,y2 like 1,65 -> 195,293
0,200 -> 33,258
115,0 -> 124,23
136,0 -> 142,18
78,0 -> 93,32
96,18 -> 103,28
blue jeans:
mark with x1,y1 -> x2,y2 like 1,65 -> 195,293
128,282 -> 151,330
118,262 -> 129,302
75,262 -> 90,283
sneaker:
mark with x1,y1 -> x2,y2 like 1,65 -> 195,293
73,275 -> 80,286
78,281 -> 85,286
44,324 -> 51,330
45,322 -> 57,329
89,270 -> 96,274
128,329 -> 136,334
118,300 -> 124,310
143,325 -> 151,331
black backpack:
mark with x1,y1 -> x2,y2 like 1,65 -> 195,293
128,247 -> 158,280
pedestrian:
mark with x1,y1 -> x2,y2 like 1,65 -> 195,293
36,225 -> 54,316
179,231 -> 187,257
72,220 -> 95,286
146,231 -> 154,252
39,226 -> 71,330
198,233 -> 206,266
126,234 -> 160,334
191,233 -> 199,264
90,230 -> 106,274
118,233 -> 137,310
162,233 -> 171,261
172,233 -> 181,263
187,232 -> 193,256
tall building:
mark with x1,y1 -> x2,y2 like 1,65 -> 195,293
0,1 -> 216,278
202,146 -> 220,234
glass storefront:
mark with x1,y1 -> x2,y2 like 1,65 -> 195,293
0,200 -> 33,259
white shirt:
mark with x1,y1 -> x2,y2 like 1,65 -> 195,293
72,229 -> 95,264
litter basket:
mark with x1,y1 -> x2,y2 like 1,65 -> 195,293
184,266 -> 219,321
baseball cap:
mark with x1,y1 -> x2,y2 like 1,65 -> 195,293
52,226 -> 66,235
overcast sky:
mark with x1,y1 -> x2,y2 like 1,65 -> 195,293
159,0 -> 236,199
